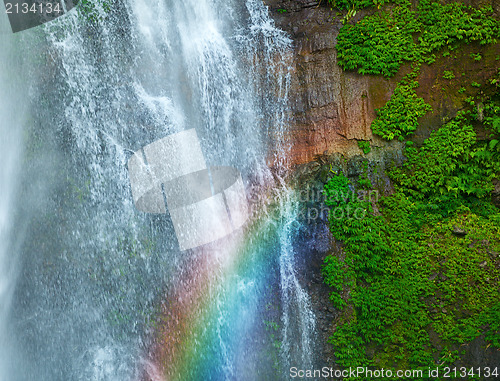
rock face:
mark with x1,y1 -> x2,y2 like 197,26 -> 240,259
264,0 -> 500,166
264,0 -> 500,372
269,0 -> 397,165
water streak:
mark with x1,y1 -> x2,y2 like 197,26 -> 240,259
1,0 -> 318,379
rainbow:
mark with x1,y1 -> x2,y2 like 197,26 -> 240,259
141,201 -> 292,381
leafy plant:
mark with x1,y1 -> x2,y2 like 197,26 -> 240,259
443,70 -> 455,79
336,3 -> 419,77
336,0 -> 499,77
371,71 -> 432,141
328,0 -> 395,10
392,111 -> 499,198
324,172 -> 352,208
357,140 -> 371,154
342,7 -> 357,25
78,0 -> 111,24
358,160 -> 372,188
322,95 -> 500,376
470,53 -> 482,61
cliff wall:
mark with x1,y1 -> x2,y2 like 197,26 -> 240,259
265,0 -> 500,165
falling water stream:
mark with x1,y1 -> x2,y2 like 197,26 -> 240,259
0,18 -> 30,381
0,0 -> 318,379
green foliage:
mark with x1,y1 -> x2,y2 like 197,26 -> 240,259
323,185 -> 500,377
443,70 -> 455,79
484,96 -> 500,133
336,0 -> 499,77
336,3 -> 419,77
417,1 -> 499,52
324,0 -> 500,373
341,7 -> 358,25
392,111 -> 499,199
470,53 -> 482,61
371,71 -> 432,141
358,160 -> 372,189
466,95 -> 476,106
423,213 -> 500,347
481,302 -> 500,347
357,140 -> 371,154
78,0 -> 111,24
471,81 -> 481,88
322,99 -> 500,376
322,256 -> 348,309
327,0 -> 393,10
324,172 -> 352,208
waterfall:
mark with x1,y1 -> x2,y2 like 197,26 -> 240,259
0,16 -> 31,381
278,196 -> 317,371
0,0 -> 318,379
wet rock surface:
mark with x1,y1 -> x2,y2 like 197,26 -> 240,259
264,0 -> 500,165
267,0 -> 500,371
290,152 -> 398,373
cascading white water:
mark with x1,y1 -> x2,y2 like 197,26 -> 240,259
0,17 -> 31,381
277,196 -> 317,370
1,0 -> 319,379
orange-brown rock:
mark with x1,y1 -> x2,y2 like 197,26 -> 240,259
265,0 -> 500,166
